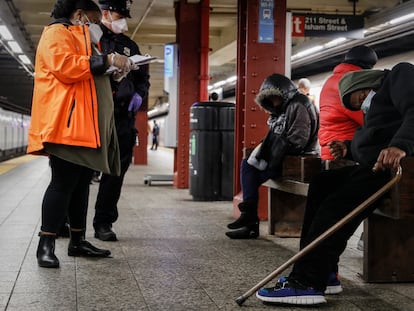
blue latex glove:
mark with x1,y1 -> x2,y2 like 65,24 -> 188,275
128,93 -> 142,113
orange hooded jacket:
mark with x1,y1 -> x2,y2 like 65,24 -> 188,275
28,22 -> 101,154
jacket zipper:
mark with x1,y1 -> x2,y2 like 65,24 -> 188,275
67,100 -> 75,127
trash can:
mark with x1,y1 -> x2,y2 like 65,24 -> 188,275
189,101 -> 235,201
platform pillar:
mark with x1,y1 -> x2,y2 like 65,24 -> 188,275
134,90 -> 149,165
233,0 -> 287,220
173,0 -> 209,188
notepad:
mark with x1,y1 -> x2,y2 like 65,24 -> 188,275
106,54 -> 158,74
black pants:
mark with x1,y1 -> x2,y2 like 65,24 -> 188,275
41,155 -> 93,233
93,131 -> 134,227
289,165 -> 390,290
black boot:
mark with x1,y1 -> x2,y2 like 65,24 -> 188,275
227,202 -> 258,229
94,223 -> 117,241
225,222 -> 260,239
68,230 -> 111,257
37,234 -> 60,268
56,222 -> 70,238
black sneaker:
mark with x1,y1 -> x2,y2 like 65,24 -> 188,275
94,224 -> 117,241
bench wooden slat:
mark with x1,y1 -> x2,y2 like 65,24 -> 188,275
263,179 -> 309,196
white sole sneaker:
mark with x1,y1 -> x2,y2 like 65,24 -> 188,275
325,284 -> 343,295
256,292 -> 327,305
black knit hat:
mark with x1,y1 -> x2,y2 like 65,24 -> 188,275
98,0 -> 132,18
344,45 -> 378,69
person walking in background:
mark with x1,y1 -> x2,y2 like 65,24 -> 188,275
29,0 -> 131,268
226,74 -> 319,239
318,45 -> 378,169
150,120 -> 160,150
93,0 -> 150,242
297,78 -> 316,106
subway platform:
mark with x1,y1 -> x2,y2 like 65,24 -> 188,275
1,148 -> 414,311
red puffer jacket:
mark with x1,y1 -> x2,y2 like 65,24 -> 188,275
318,63 -> 364,160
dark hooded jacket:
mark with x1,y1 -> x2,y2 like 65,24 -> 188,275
253,74 -> 319,171
339,62 -> 414,166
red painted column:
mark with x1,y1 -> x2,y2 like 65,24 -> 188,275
233,0 -> 287,220
173,0 -> 207,188
199,0 -> 210,102
133,87 -> 149,165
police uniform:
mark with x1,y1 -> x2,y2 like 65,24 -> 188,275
94,0 -> 150,240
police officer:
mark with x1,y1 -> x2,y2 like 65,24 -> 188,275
94,0 -> 150,241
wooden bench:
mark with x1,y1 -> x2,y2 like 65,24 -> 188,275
363,157 -> 414,282
264,156 -> 414,282
263,155 -> 320,238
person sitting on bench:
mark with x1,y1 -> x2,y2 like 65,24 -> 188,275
256,62 -> 414,305
226,73 -> 319,239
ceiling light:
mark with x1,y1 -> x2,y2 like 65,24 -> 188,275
8,41 -> 23,53
324,37 -> 347,48
226,75 -> 237,83
18,54 -> 31,65
0,25 -> 13,40
213,80 -> 226,88
291,45 -> 323,61
389,12 -> 414,25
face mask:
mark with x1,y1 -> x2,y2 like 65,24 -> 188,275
109,13 -> 128,34
361,90 -> 376,114
88,23 -> 103,44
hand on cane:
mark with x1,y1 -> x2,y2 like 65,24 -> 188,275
372,147 -> 406,172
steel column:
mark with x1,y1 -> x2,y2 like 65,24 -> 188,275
234,0 -> 287,219
134,89 -> 149,165
174,0 -> 208,188
199,0 -> 210,101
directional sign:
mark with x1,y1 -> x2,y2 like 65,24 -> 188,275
292,13 -> 364,39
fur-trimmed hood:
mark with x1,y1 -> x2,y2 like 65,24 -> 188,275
255,74 -> 298,114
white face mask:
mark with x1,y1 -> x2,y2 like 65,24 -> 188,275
88,23 -> 103,44
109,13 -> 128,34
361,90 -> 376,114
83,15 -> 103,44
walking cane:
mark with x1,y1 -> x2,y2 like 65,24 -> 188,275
235,166 -> 402,306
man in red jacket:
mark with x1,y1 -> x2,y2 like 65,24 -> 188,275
318,45 -> 378,169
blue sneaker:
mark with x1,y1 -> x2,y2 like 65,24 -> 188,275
325,273 -> 343,295
256,277 -> 326,305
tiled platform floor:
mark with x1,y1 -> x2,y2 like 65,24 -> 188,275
1,148 -> 414,310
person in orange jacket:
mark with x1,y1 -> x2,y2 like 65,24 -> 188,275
28,0 -> 131,268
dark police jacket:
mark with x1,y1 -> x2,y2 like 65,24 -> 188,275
99,25 -> 151,136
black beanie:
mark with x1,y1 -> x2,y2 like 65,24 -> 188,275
344,45 -> 378,69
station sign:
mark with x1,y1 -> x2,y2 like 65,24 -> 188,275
292,13 -> 364,39
258,0 -> 274,43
